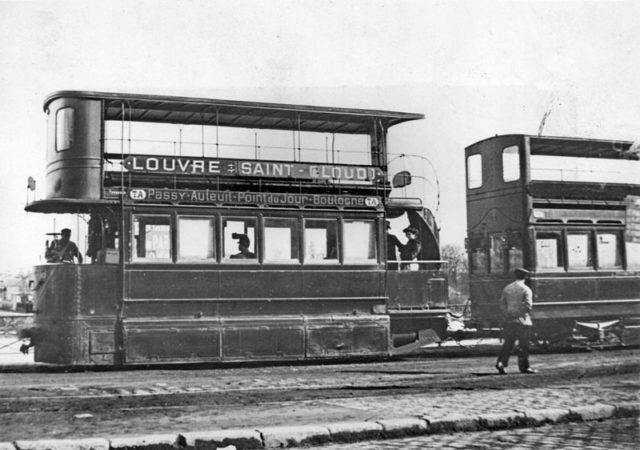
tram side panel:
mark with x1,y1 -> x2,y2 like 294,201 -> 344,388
120,264 -> 388,364
31,265 -> 120,365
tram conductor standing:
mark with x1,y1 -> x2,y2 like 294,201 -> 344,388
46,228 -> 83,264
495,268 -> 536,374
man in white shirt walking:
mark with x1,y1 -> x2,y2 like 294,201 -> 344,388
495,268 -> 536,374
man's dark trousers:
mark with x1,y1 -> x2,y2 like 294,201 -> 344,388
497,322 -> 532,372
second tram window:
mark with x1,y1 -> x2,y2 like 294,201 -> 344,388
304,219 -> 338,263
264,218 -> 300,263
178,217 -> 216,262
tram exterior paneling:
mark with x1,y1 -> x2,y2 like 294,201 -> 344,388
24,91 -> 449,366
465,134 -> 640,341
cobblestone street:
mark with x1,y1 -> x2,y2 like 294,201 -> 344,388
0,348 -> 638,444
310,417 -> 639,449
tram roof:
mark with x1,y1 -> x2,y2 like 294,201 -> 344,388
529,135 -> 638,160
44,91 -> 424,134
467,134 -> 638,160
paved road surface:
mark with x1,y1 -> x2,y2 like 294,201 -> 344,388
0,349 -> 637,442
311,417 -> 639,449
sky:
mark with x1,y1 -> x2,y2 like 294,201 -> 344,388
1,0 -> 639,273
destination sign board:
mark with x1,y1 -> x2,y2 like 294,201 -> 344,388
106,187 -> 382,210
122,155 -> 384,183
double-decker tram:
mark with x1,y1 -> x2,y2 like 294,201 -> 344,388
24,91 -> 448,366
465,134 -> 640,343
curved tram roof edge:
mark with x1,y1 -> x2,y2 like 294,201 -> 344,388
44,90 -> 425,134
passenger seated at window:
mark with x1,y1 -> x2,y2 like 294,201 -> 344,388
230,234 -> 256,259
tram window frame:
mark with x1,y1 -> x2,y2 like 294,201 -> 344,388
535,231 -> 564,271
489,234 -> 506,273
303,218 -> 339,264
263,217 -> 300,264
502,145 -> 520,182
627,240 -> 640,269
177,216 -> 216,263
55,107 -> 74,152
222,217 -> 258,262
566,231 -> 595,271
596,230 -> 623,270
132,214 -> 173,263
466,154 -> 482,189
343,219 -> 378,263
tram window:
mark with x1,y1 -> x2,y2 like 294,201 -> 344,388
56,107 -> 74,151
567,232 -> 594,269
490,235 -> 505,272
264,218 -> 300,262
502,146 -> 520,182
223,218 -> 257,260
304,219 -> 338,263
178,217 -> 215,262
343,220 -> 377,262
535,232 -> 563,270
133,215 -> 172,262
627,242 -> 640,268
470,249 -> 488,274
596,232 -> 622,269
466,154 -> 482,189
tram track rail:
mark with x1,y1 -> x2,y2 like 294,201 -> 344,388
1,354 -> 637,415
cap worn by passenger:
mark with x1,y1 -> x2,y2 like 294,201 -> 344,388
514,267 -> 530,277
61,228 -> 71,235
403,226 -> 418,235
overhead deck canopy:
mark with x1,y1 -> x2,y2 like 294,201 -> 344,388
25,198 -> 120,214
529,136 -> 638,160
45,91 -> 424,135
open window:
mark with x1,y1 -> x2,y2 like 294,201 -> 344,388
223,217 -> 257,261
343,220 -> 377,263
178,217 -> 216,262
502,145 -> 520,182
304,219 -> 338,263
264,217 -> 300,263
466,154 -> 482,189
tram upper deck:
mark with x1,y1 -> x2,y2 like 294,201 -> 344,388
29,90 -> 423,209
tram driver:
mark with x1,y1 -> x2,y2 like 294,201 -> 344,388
230,233 -> 256,259
45,228 -> 83,264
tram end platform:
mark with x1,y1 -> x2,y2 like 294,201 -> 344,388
2,401 -> 637,449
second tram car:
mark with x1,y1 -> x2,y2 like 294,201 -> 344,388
24,91 -> 448,366
465,134 -> 640,341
